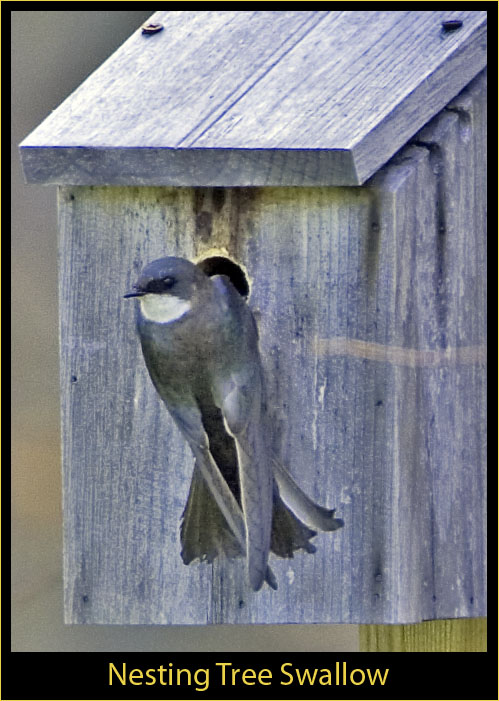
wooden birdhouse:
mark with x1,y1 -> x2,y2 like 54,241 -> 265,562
20,10 -> 487,627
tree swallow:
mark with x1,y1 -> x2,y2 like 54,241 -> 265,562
125,256 -> 343,591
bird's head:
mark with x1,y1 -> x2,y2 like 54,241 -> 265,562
124,257 -> 209,324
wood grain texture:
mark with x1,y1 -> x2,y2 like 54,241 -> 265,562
20,10 -> 486,186
359,618 -> 487,652
59,72 -> 486,623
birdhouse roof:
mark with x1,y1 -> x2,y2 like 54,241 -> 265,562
20,10 -> 487,187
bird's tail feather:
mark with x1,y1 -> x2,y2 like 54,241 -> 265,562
180,462 -> 242,564
181,465 -> 318,568
270,485 -> 318,558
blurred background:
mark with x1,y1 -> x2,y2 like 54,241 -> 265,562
11,10 -> 358,651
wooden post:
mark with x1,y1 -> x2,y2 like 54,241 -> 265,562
360,618 -> 487,652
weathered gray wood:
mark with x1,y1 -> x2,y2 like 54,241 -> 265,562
20,10 -> 486,187
59,71 -> 486,624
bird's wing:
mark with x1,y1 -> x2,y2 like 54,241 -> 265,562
211,276 -> 274,591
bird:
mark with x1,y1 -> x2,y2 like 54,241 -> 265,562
125,256 -> 343,591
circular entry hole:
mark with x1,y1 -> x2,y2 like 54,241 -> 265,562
196,256 -> 250,298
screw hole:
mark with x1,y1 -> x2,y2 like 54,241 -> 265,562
441,19 -> 463,32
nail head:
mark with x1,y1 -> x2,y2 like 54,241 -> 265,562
142,22 -> 164,35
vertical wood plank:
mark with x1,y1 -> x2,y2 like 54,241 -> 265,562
359,618 -> 487,652
58,186 -> 212,624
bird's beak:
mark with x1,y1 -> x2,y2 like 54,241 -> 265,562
123,289 -> 145,299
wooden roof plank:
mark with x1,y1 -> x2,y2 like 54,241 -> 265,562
20,10 -> 325,149
20,10 -> 487,186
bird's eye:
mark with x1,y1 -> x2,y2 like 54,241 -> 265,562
162,276 -> 175,289
145,276 -> 175,294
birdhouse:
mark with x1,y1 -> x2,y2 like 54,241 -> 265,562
20,10 -> 487,626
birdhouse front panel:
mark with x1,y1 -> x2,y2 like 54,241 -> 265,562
55,70 -> 486,624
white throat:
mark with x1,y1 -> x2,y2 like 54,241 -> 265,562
139,294 -> 191,324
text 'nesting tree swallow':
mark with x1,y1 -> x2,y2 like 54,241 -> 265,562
125,257 -> 343,591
